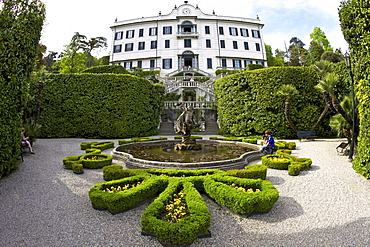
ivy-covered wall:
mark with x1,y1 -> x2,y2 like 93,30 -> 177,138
340,0 -> 370,178
0,1 -> 45,178
214,67 -> 329,138
39,74 -> 164,138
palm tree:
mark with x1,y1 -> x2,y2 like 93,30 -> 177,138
278,84 -> 299,131
81,37 -> 107,68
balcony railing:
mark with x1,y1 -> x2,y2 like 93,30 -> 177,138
164,101 -> 216,110
176,32 -> 199,38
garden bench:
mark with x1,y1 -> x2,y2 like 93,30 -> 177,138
20,143 -> 30,162
296,130 -> 317,141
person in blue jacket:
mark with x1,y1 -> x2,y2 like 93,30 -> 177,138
262,130 -> 275,154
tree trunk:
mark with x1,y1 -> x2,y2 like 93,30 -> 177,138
332,97 -> 353,127
312,105 -> 329,130
285,99 -> 297,131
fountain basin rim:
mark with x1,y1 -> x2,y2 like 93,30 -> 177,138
111,140 -> 264,169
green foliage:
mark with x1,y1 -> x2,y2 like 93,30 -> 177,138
214,67 -> 325,138
321,51 -> 344,63
93,167 -> 279,244
340,0 -> 370,178
215,69 -> 242,75
262,153 -> 312,175
63,148 -> 112,172
38,74 -> 164,138
0,0 -> 45,178
81,65 -> 129,74
245,64 -> 264,70
309,27 -> 333,51
227,164 -> 268,180
54,52 -> 87,73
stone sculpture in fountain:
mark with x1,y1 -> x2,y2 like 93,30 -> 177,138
174,103 -> 201,150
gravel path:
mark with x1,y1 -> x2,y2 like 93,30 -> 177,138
1,137 -> 370,246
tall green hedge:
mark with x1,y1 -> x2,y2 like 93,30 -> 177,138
0,1 -> 45,178
340,1 -> 370,178
214,67 -> 328,138
39,74 -> 164,138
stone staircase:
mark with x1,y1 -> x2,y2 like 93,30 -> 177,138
158,118 -> 219,135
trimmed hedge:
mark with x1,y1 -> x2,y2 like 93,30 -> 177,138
80,65 -> 130,74
63,147 -> 112,173
262,153 -> 312,176
226,164 -> 268,180
0,1 -> 45,178
214,67 -> 329,138
141,180 -> 211,245
204,176 -> 279,214
90,167 -> 279,245
340,1 -> 370,178
38,74 -> 165,138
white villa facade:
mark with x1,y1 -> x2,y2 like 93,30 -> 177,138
110,1 -> 267,77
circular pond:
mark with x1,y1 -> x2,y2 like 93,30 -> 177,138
112,140 -> 264,170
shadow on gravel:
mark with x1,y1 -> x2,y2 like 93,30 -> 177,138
267,176 -> 285,185
249,196 -> 304,223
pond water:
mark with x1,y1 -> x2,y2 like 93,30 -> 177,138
116,142 -> 255,163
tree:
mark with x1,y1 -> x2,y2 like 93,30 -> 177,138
54,52 -> 87,73
80,36 -> 107,68
321,51 -> 344,63
274,49 -> 286,66
265,44 -> 274,66
310,27 -> 333,51
278,84 -> 299,131
308,41 -> 324,65
36,43 -> 47,70
288,37 -> 308,66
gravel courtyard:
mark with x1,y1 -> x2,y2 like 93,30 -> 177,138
1,137 -> 370,247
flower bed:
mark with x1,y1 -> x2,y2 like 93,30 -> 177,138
63,146 -> 113,174
89,167 -> 279,245
262,152 -> 312,176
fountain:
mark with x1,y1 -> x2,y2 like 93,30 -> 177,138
112,103 -> 264,170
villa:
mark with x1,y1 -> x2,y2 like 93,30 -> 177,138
110,1 -> 267,77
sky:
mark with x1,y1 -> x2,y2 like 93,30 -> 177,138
40,0 -> 348,57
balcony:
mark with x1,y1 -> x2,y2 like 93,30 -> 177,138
176,32 -> 199,38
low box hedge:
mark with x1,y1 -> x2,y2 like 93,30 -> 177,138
81,141 -> 115,151
63,146 -> 112,173
204,176 -> 279,215
141,181 -> 211,245
226,164 -> 267,180
91,168 -> 280,245
262,155 -> 293,170
262,153 -> 312,175
89,175 -> 167,214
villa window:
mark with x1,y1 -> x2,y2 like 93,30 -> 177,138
256,43 -> 261,51
137,61 -> 142,68
220,40 -> 225,48
138,42 -> 145,50
221,58 -> 227,68
240,28 -> 249,37
184,39 -> 191,48
219,26 -> 224,35
163,59 -> 172,69
124,61 -> 132,69
206,39 -> 211,48
207,58 -> 212,69
139,28 -> 144,37
115,31 -> 123,40
233,41 -> 238,49
205,26 -> 210,34
125,43 -> 133,51
149,27 -> 157,36
113,45 -> 122,53
252,30 -> 261,38
126,30 -> 135,39
244,42 -> 249,50
163,26 -> 172,35
165,40 -> 170,48
151,40 -> 157,49
150,59 -> 155,68
233,59 -> 241,68
229,27 -> 238,36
